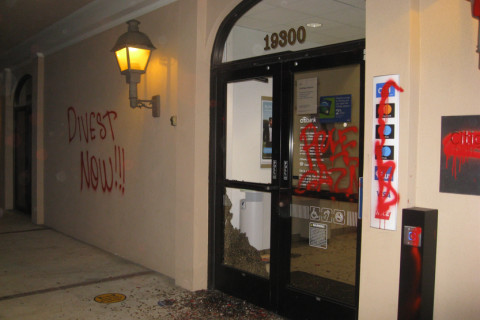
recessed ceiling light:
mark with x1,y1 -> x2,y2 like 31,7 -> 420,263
307,22 -> 322,28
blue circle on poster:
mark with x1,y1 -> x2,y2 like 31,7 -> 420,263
383,125 -> 392,136
382,146 -> 392,157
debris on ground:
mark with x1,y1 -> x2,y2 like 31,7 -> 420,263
223,196 -> 269,278
157,289 -> 285,320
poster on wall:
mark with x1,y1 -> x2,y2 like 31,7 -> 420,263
261,96 -> 273,167
440,115 -> 480,196
296,78 -> 317,115
317,94 -> 352,123
371,75 -> 402,231
309,222 -> 327,249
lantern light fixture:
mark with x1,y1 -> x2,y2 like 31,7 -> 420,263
112,19 -> 160,117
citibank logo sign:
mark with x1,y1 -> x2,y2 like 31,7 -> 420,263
300,117 -> 316,124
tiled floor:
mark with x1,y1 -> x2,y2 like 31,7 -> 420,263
0,210 -> 283,320
290,232 -> 357,286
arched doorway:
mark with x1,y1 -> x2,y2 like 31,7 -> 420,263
209,1 -> 365,318
14,75 -> 33,215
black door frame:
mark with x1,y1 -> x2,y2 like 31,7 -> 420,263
208,1 -> 365,318
277,48 -> 365,320
210,61 -> 283,310
209,38 -> 365,318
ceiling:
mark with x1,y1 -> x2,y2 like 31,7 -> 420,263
0,0 -> 176,69
0,0 -> 365,69
0,0 -> 95,55
238,0 -> 365,46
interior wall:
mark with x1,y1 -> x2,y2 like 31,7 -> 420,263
225,78 -> 272,245
226,80 -> 272,183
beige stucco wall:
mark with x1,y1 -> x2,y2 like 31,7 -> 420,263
361,0 -> 480,319
43,3 -> 178,279
417,0 -> 480,318
175,0 -> 242,290
360,1 -> 417,318
39,0 -> 241,291
0,68 -> 12,212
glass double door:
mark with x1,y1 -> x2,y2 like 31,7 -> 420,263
212,45 -> 364,319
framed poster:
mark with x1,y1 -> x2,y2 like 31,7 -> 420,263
261,96 -> 273,167
317,94 -> 352,123
440,115 -> 480,196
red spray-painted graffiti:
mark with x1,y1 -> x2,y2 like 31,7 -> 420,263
67,106 -> 125,194
80,146 -> 126,194
442,130 -> 480,179
375,80 -> 403,220
295,124 -> 359,196
68,107 -> 117,143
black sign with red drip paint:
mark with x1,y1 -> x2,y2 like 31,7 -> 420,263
440,115 -> 480,196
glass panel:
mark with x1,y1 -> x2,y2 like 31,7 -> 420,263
115,47 -> 151,71
288,65 -> 360,305
127,47 -> 151,70
226,78 -> 273,184
223,188 -> 271,278
223,0 -> 365,62
115,48 -> 129,71
290,196 -> 358,305
292,65 -> 361,194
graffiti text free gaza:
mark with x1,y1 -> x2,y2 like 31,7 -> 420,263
67,106 -> 118,143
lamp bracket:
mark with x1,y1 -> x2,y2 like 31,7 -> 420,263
137,95 -> 160,117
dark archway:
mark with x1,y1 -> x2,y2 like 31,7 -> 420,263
13,75 -> 33,215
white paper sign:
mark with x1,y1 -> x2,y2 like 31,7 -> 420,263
371,75 -> 401,231
297,78 -> 317,115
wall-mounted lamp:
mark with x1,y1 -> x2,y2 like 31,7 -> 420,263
112,19 -> 160,117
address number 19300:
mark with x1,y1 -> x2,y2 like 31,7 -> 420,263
264,26 -> 306,51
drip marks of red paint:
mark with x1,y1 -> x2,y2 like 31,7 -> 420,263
442,130 -> 480,179
375,80 -> 403,219
67,106 -> 117,143
80,145 -> 125,194
411,244 -> 422,314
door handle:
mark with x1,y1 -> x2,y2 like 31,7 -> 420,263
272,160 -> 278,180
278,192 -> 291,217
282,160 -> 288,181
